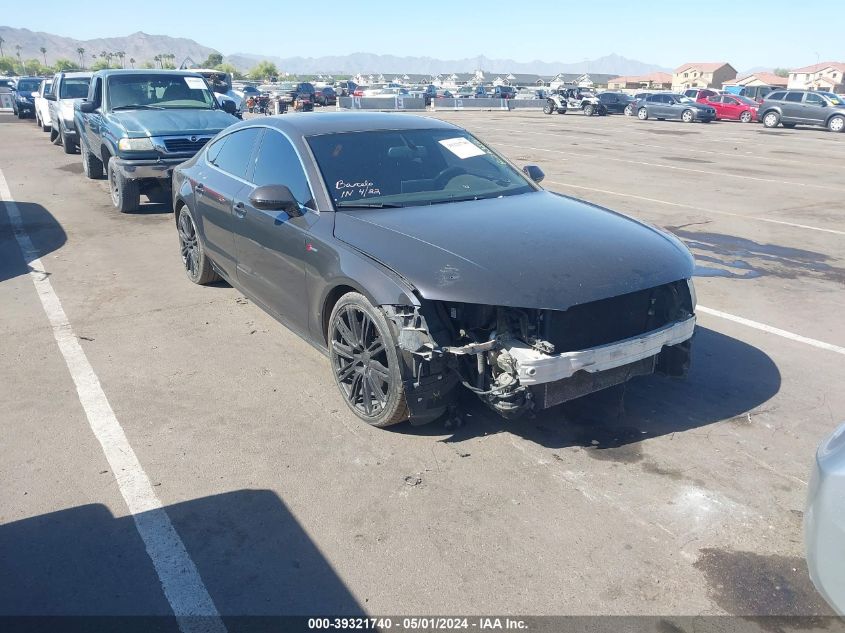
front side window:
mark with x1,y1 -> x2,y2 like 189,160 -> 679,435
208,127 -> 262,180
252,131 -> 314,209
805,92 -> 824,105
307,128 -> 534,209
60,77 -> 91,99
107,74 -> 216,110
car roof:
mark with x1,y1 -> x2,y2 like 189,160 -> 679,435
60,72 -> 93,78
234,112 -> 460,137
95,69 -> 203,77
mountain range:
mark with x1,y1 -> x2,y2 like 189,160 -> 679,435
0,26 -> 668,76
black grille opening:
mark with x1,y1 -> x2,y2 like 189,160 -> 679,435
545,280 -> 692,352
163,138 -> 210,154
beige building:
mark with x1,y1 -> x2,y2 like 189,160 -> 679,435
787,62 -> 845,92
672,63 -> 737,92
724,71 -> 788,89
607,72 -> 672,91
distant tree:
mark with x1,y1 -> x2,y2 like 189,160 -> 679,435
141,60 -> 155,69
773,68 -> 790,78
40,47 -> 47,66
15,44 -> 22,72
76,47 -> 86,69
163,53 -> 176,69
91,59 -> 112,71
0,56 -> 15,74
129,57 -> 136,68
23,59 -> 45,75
203,52 -> 223,68
153,54 -> 161,68
53,58 -> 75,71
215,62 -> 242,79
0,36 -> 5,58
250,60 -> 278,81
117,51 -> 126,68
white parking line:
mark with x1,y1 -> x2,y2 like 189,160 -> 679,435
0,170 -> 226,633
545,180 -> 845,236
696,306 -> 845,356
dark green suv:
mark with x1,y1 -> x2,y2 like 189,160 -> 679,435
759,90 -> 845,132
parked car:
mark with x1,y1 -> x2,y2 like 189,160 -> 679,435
74,69 -> 238,212
171,113 -> 696,427
314,85 -> 337,106
516,88 -> 548,100
683,88 -> 721,101
758,90 -> 845,132
276,82 -> 315,111
699,93 -> 758,122
491,85 -> 517,99
334,81 -> 358,97
12,76 -> 42,119
45,71 -> 92,153
805,421 -> 845,615
598,91 -> 636,115
636,93 -> 716,123
34,79 -> 53,132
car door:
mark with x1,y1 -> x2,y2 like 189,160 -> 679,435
802,92 -> 826,124
195,127 -> 263,280
663,94 -> 681,118
781,92 -> 805,121
232,128 -> 317,333
646,94 -> 663,116
47,73 -> 61,127
82,76 -> 104,151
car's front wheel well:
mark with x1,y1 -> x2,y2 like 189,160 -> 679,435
322,285 -> 358,342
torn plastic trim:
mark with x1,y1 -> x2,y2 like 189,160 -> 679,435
506,315 -> 696,386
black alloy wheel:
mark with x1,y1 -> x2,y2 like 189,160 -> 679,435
329,294 -> 408,427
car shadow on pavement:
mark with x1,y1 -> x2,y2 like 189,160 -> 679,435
0,201 -> 67,284
0,489 -> 363,624
398,327 -> 781,453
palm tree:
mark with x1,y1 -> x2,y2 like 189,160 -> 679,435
40,47 -> 47,66
15,45 -> 22,73
77,47 -> 85,68
154,54 -> 162,68
0,36 -> 5,58
117,51 -> 126,68
129,57 -> 135,68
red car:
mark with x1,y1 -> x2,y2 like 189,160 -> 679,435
698,93 -> 759,122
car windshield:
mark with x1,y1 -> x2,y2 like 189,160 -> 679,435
17,79 -> 41,92
107,74 -> 215,110
59,77 -> 91,99
308,129 -> 535,209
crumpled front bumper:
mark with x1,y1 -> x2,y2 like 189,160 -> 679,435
506,315 -> 696,386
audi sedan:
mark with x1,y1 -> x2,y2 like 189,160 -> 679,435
172,113 -> 697,427
636,93 -> 716,123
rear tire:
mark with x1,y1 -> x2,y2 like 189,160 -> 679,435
82,147 -> 104,179
108,157 -> 140,213
543,100 -> 554,115
827,115 -> 845,132
762,111 -> 780,128
176,205 -> 220,285
637,107 -> 648,120
583,103 -> 594,116
328,292 -> 409,428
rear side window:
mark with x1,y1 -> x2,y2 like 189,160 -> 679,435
208,127 -> 262,179
784,92 -> 803,103
251,131 -> 314,208
767,91 -> 786,101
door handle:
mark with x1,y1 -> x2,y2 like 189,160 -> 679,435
234,201 -> 246,218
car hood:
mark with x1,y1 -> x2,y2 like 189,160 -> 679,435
334,191 -> 694,311
107,109 -> 237,137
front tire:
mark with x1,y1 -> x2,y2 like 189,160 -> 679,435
827,115 -> 845,132
176,205 -> 220,285
107,157 -> 140,213
762,111 -> 780,128
637,107 -> 648,120
624,104 -> 634,116
328,293 -> 409,427
681,109 -> 695,123
740,111 -> 753,123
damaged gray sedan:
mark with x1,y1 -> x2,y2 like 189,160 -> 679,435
172,113 -> 696,427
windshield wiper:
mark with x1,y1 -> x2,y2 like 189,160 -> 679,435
336,201 -> 405,209
426,195 -> 491,205
112,104 -> 165,111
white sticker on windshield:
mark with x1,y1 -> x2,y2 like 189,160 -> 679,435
184,77 -> 207,90
438,137 -> 486,159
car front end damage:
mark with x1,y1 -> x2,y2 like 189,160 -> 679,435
382,279 -> 696,422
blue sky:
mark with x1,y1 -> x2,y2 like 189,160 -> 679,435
1,1 -> 835,70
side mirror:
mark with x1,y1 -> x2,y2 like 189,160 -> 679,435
523,165 -> 545,184
249,184 -> 302,216
221,99 -> 237,114
44,92 -> 56,101
77,101 -> 95,113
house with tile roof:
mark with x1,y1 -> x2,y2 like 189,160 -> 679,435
672,63 -> 737,92
787,62 -> 845,92
607,72 -> 672,90
724,71 -> 788,89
